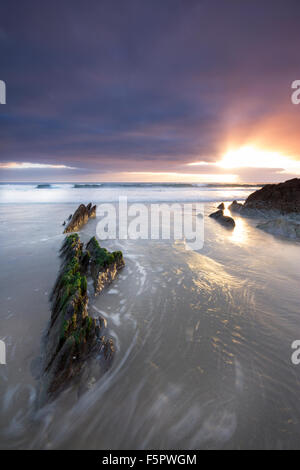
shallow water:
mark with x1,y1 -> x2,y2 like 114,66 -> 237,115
1,201 -> 300,449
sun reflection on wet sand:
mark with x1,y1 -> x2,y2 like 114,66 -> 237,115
224,204 -> 247,244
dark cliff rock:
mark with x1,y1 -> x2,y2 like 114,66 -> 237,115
86,237 -> 125,295
209,209 -> 235,228
38,234 -> 123,405
228,179 -> 300,240
217,202 -> 225,210
64,203 -> 97,233
244,178 -> 300,214
229,179 -> 300,216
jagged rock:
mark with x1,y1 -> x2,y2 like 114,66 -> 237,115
244,178 -> 300,214
229,179 -> 300,217
209,209 -> 223,219
229,199 -> 276,218
217,203 -> 225,210
257,218 -> 300,239
38,234 -> 122,405
228,200 -> 243,213
227,180 -> 300,240
86,237 -> 125,295
88,205 -> 96,218
209,209 -> 235,229
64,203 -> 96,233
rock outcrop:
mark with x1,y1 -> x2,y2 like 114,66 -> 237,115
209,209 -> 235,228
229,179 -> 300,217
228,200 -> 244,213
217,203 -> 225,210
244,178 -> 300,214
228,179 -> 300,240
87,237 -> 125,295
39,234 -> 124,405
64,203 -> 96,233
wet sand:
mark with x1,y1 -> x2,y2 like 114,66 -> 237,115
1,202 -> 300,449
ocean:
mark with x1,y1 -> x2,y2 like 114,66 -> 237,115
0,182 -> 262,204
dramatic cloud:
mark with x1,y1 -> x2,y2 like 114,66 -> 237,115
0,0 -> 300,182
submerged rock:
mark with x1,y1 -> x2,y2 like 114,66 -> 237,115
86,236 -> 125,295
209,209 -> 235,229
257,218 -> 300,239
64,203 -> 96,233
36,184 -> 52,189
38,234 -> 123,405
228,200 -> 243,213
209,209 -> 223,219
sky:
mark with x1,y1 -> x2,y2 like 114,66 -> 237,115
1,0 -> 300,183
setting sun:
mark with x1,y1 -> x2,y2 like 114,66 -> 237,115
218,146 -> 300,173
188,146 -> 300,177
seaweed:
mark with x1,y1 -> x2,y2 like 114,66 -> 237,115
41,233 -> 123,404
87,236 -> 124,269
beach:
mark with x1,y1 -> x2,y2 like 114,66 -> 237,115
1,183 -> 300,449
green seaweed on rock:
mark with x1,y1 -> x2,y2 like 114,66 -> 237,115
41,232 -> 120,404
86,236 -> 124,268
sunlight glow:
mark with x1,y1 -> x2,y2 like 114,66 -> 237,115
187,146 -> 300,175
120,172 -> 238,183
219,146 -> 300,171
224,205 -> 247,244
